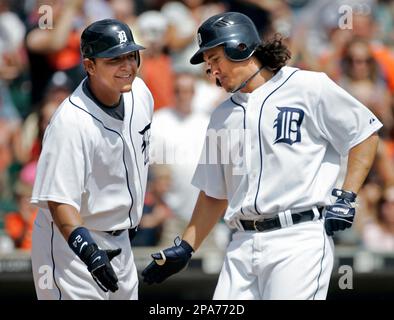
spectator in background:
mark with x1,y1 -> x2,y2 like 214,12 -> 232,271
339,38 -> 393,138
132,165 -> 173,247
25,0 -> 86,107
0,119 -> 20,215
350,12 -> 394,95
161,1 -> 224,75
20,71 -> 72,163
0,0 -> 26,169
150,72 -> 212,246
108,0 -> 138,31
137,10 -> 175,111
361,186 -> 394,252
0,0 -> 26,83
4,161 -> 37,251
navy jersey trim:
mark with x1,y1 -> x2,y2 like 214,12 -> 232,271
254,69 -> 299,215
51,222 -> 62,300
230,97 -> 246,130
313,222 -> 327,300
230,97 -> 246,216
129,90 -> 144,226
68,97 -> 134,225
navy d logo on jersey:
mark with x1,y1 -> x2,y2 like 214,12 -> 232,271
139,123 -> 151,165
273,107 -> 304,145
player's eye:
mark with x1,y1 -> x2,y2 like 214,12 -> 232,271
126,52 -> 137,60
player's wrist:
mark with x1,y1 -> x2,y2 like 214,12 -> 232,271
178,238 -> 194,255
332,188 -> 357,203
67,226 -> 97,262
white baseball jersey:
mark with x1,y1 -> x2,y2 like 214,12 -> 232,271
31,76 -> 153,231
192,66 -> 383,229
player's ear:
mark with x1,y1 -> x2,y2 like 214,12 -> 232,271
83,58 -> 96,76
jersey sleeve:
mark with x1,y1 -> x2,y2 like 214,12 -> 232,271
314,73 -> 383,156
31,110 -> 86,211
191,126 -> 228,200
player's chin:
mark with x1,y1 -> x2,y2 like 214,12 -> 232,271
116,78 -> 133,92
119,84 -> 132,92
222,84 -> 233,93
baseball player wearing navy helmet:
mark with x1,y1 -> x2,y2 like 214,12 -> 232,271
31,19 -> 153,300
142,12 -> 382,300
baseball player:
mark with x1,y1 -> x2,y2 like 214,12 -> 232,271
31,19 -> 153,300
142,12 -> 382,300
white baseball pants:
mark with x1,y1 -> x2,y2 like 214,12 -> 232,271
213,219 -> 334,300
31,212 -> 138,300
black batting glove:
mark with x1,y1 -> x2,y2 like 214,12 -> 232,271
81,244 -> 121,293
142,237 -> 194,285
68,227 -> 121,292
324,188 -> 357,236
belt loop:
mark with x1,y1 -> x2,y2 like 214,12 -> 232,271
312,206 -> 320,221
235,218 -> 245,231
285,209 -> 293,227
278,211 -> 288,228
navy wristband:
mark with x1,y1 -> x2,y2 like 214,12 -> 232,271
68,227 -> 95,258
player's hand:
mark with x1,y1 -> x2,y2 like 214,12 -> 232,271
142,237 -> 193,285
82,244 -> 121,292
324,188 -> 356,236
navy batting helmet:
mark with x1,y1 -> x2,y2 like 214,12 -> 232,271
81,19 -> 145,65
190,12 -> 261,65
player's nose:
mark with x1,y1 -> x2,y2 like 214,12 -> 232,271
120,55 -> 137,71
210,66 -> 220,76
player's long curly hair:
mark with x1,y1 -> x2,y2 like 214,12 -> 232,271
254,34 -> 291,73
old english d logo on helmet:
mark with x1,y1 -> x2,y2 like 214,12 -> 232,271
81,19 -> 145,64
190,12 -> 261,64
197,33 -> 202,46
117,30 -> 128,44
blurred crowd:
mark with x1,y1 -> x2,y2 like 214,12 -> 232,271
0,0 -> 394,255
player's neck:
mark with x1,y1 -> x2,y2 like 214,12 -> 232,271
88,78 -> 122,107
241,68 -> 274,93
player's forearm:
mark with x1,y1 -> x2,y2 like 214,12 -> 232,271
27,0 -> 82,53
48,1 -> 82,51
182,191 -> 228,251
342,132 -> 379,194
48,201 -> 84,240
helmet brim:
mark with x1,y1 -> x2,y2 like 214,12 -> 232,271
190,40 -> 226,65
93,42 -> 145,59
190,48 -> 206,65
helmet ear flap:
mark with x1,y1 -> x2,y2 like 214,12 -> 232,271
136,51 -> 141,67
224,40 -> 256,61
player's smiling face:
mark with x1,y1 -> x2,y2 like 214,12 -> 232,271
98,52 -> 138,92
203,46 -> 253,93
84,51 -> 138,105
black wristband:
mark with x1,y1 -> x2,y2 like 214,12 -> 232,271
179,239 -> 194,254
332,188 -> 357,202
68,227 -> 96,261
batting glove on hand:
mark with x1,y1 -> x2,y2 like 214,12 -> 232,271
324,188 -> 357,236
68,227 -> 121,292
82,244 -> 121,293
142,237 -> 193,285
